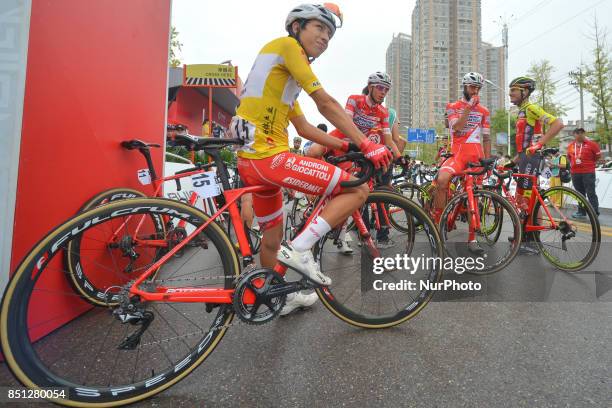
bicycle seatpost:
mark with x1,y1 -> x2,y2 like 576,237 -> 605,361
139,147 -> 159,182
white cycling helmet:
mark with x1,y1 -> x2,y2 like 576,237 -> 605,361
368,72 -> 392,87
462,72 -> 485,87
285,3 -> 343,38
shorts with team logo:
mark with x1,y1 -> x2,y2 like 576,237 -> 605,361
237,152 -> 350,230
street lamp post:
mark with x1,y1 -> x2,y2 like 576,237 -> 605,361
485,79 -> 511,156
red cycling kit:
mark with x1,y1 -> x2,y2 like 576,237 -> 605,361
330,94 -> 391,146
238,153 -> 349,229
440,99 -> 490,175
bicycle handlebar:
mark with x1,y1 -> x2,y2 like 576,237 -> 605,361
465,157 -> 496,176
326,152 -> 375,188
540,147 -> 559,156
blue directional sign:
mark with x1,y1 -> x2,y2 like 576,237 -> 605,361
426,128 -> 436,144
407,128 -> 436,144
407,128 -> 418,142
417,128 -> 427,143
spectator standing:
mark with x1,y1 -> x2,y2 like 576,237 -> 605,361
548,149 -> 568,207
212,122 -> 224,138
202,119 -> 211,137
567,128 -> 601,217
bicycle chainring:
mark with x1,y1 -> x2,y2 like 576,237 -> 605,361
232,268 -> 287,325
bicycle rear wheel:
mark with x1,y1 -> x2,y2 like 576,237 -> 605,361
1,198 -> 239,406
531,186 -> 600,271
314,190 -> 443,328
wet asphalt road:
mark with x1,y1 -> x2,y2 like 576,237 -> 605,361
2,208 -> 612,407
1,250 -> 610,408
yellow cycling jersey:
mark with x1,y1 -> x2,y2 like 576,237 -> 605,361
235,36 -> 322,159
516,100 -> 557,152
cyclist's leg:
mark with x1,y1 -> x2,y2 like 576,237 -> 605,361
463,144 -> 485,243
433,161 -> 455,222
515,151 -> 539,212
250,189 -> 284,268
305,142 -> 329,158
515,152 -> 541,251
239,153 -> 365,285
582,173 -> 599,215
240,193 -> 254,228
375,168 -> 395,242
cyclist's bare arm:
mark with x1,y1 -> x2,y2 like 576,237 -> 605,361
310,88 -> 367,146
391,121 -> 406,152
290,114 -> 346,151
383,130 -> 401,159
539,118 -> 564,146
482,132 -> 491,157
451,106 -> 473,132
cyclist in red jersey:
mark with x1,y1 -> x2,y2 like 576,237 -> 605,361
306,72 -> 401,248
307,72 -> 401,158
231,3 -> 392,304
434,72 -> 491,254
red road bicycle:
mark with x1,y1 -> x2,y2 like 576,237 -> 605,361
437,157 -> 523,274
484,147 -> 600,271
65,133 -> 265,305
1,138 -> 443,406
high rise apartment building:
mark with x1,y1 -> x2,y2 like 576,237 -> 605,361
410,0 -> 505,128
385,33 -> 412,128
481,42 -> 506,113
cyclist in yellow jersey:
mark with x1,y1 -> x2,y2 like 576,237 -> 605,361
509,76 -> 564,203
508,76 -> 564,254
229,3 -> 392,313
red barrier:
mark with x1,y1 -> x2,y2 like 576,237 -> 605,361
10,0 -> 171,341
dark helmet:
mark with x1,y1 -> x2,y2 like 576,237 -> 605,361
509,76 -> 536,93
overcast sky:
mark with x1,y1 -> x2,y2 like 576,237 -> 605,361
171,0 -> 612,135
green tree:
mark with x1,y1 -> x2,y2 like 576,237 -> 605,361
490,109 -> 518,155
169,26 -> 183,68
582,17 -> 611,155
527,60 -> 567,117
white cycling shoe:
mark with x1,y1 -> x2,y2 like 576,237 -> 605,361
277,243 -> 332,286
280,292 -> 318,316
338,240 -> 354,254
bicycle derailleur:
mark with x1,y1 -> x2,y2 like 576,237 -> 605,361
111,285 -> 154,350
232,268 -> 305,325
558,221 -> 577,251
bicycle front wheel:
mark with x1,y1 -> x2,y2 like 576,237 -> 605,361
440,189 -> 522,275
531,186 -> 600,271
314,190 -> 443,328
1,198 -> 239,406
65,188 -> 165,306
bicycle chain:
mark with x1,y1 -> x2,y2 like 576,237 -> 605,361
137,315 -> 248,348
132,265 -> 260,348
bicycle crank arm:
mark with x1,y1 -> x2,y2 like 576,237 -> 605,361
266,281 -> 309,298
